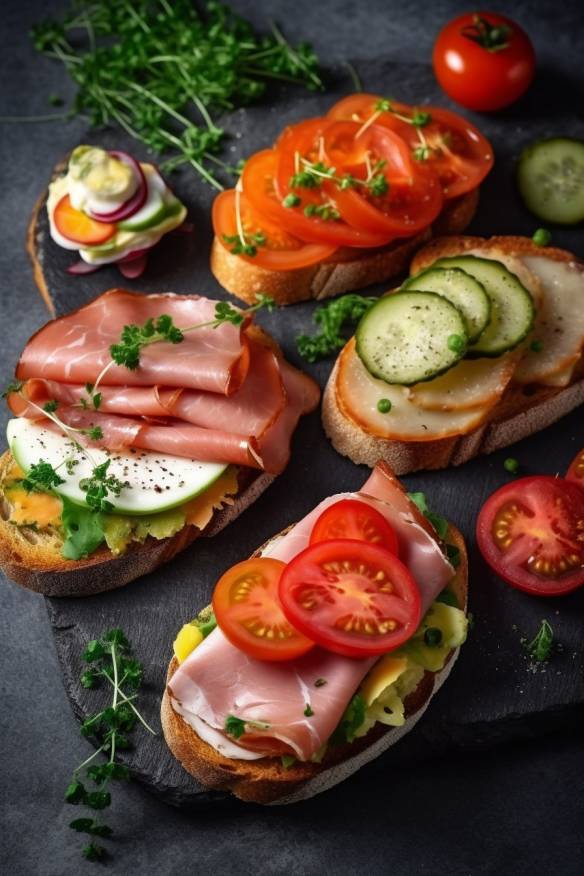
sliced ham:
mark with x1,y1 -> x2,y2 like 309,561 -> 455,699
16,289 -> 250,395
168,463 -> 454,761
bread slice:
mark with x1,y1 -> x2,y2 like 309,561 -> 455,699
322,236 -> 584,474
0,450 -> 273,598
161,526 -> 467,804
210,189 -> 479,306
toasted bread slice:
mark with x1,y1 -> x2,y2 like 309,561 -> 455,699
0,450 -> 273,598
161,526 -> 467,805
210,189 -> 479,306
322,236 -> 584,474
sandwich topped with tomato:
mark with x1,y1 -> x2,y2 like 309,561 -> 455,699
162,462 -> 468,804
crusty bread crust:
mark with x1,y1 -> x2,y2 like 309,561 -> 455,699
0,451 -> 274,598
161,526 -> 467,804
323,236 -> 584,474
210,190 -> 479,306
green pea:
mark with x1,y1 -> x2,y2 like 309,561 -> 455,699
377,398 -> 392,414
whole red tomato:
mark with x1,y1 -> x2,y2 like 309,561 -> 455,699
433,12 -> 535,112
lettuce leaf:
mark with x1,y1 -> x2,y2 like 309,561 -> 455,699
61,497 -> 105,560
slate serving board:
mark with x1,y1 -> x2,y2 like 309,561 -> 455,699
26,59 -> 584,809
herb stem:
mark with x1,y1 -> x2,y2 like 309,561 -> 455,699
0,112 -> 71,123
101,672 -> 157,735
344,61 -> 362,92
74,743 -> 107,775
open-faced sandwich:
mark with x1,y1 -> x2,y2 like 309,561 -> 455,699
210,94 -> 493,306
36,145 -> 187,280
0,289 -> 319,597
323,235 -> 584,474
162,462 -> 468,804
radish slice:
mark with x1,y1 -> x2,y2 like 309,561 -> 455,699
118,253 -> 148,278
66,259 -> 102,275
170,221 -> 194,235
88,152 -> 147,222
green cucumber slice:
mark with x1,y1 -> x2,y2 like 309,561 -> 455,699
402,267 -> 491,343
356,291 -> 467,385
7,418 -> 227,516
517,137 -> 584,225
432,256 -> 534,358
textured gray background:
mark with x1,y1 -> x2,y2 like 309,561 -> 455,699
1,0 -> 584,874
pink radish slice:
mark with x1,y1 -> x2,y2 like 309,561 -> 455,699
88,152 -> 147,222
66,259 -> 101,275
118,254 -> 148,279
170,221 -> 194,235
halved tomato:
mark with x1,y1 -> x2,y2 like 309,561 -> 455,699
212,188 -> 336,270
309,499 -> 399,555
566,448 -> 584,491
242,147 -> 391,249
327,94 -> 494,200
279,539 -> 421,657
53,195 -> 117,245
212,557 -> 315,661
476,476 -> 584,596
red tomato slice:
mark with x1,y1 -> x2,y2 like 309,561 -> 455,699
327,94 -> 493,200
53,195 -> 117,245
242,146 -> 391,249
476,476 -> 584,596
322,121 -> 443,236
566,448 -> 584,491
309,499 -> 399,555
212,557 -> 315,661
212,188 -> 336,270
279,539 -> 421,657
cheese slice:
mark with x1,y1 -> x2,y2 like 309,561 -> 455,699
408,353 -> 519,411
183,466 -> 239,531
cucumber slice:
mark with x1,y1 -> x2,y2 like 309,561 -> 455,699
7,418 -> 227,516
118,167 -> 166,231
517,138 -> 584,225
432,256 -> 534,358
356,291 -> 467,385
402,267 -> 491,343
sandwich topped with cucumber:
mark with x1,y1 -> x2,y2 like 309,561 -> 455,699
323,234 -> 584,474
0,288 -> 319,597
44,145 -> 188,278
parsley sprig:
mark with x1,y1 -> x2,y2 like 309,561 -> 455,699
224,715 -> 271,739
21,1 -> 323,190
65,629 -> 155,862
525,620 -> 554,663
296,293 -> 377,362
79,460 -> 126,513
21,460 -> 65,494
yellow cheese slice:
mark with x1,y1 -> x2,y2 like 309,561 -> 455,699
183,467 -> 240,531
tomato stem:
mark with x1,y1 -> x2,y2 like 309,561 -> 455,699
460,15 -> 512,53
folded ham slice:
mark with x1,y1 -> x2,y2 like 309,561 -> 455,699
9,293 -> 320,474
168,464 -> 454,761
17,289 -> 250,395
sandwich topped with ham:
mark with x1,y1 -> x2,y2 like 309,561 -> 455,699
162,462 -> 468,804
0,289 -> 319,597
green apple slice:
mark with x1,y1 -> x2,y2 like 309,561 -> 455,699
7,418 -> 228,516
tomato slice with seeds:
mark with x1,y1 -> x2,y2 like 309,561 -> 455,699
212,188 -> 336,270
279,540 -> 421,657
566,448 -> 584,491
309,499 -> 399,555
243,147 -> 391,249
476,476 -> 584,596
212,557 -> 315,661
327,94 -> 493,200
53,195 -> 117,245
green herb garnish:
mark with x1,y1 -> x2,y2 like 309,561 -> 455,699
437,589 -> 459,608
43,399 -> 59,413
65,628 -> 155,862
447,334 -> 466,354
280,754 -> 296,769
283,193 -> 301,208
26,2 -> 323,190
224,715 -> 271,739
1,380 -> 23,398
530,340 -> 544,353
304,704 -> 314,717
331,693 -> 366,745
79,460 -> 125,513
532,228 -> 551,247
408,492 -> 449,540
22,460 -> 65,493
296,293 -> 377,362
314,678 -> 327,687
526,620 -> 554,662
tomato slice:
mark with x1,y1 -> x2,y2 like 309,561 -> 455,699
309,499 -> 399,555
212,188 -> 336,270
212,557 -> 315,661
327,94 -> 494,200
476,476 -> 584,596
322,121 -> 443,236
53,195 -> 117,245
279,540 -> 421,657
242,146 -> 391,249
566,448 -> 584,491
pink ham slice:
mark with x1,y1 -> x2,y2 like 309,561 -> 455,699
168,463 -> 454,761
16,289 -> 250,395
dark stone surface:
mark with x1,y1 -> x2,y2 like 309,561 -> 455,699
1,0 -> 584,873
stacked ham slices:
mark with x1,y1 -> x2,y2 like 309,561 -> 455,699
9,289 -> 320,474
